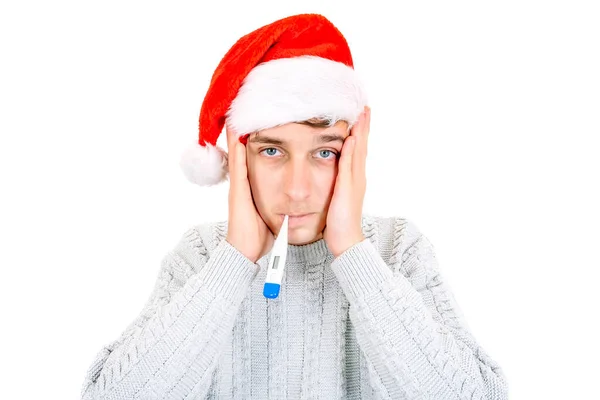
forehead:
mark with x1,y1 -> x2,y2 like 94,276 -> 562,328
248,120 -> 349,142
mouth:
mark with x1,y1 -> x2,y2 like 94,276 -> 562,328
282,213 -> 314,227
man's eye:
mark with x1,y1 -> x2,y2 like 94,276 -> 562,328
317,150 -> 337,159
260,148 -> 281,157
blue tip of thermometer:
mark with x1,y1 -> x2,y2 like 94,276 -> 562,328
263,214 -> 289,299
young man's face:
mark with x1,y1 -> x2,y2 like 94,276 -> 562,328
245,121 -> 350,245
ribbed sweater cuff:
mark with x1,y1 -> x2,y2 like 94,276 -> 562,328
197,238 -> 259,302
330,239 -> 393,300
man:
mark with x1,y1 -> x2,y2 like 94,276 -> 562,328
80,13 -> 508,399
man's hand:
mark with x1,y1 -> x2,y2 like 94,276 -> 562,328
225,126 -> 275,263
323,106 -> 371,258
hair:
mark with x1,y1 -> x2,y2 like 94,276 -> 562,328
297,117 -> 350,131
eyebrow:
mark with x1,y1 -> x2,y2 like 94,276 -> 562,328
248,133 -> 345,145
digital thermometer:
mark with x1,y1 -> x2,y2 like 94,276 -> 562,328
263,214 -> 289,299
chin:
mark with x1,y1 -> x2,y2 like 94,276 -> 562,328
267,212 -> 326,245
288,228 -> 323,245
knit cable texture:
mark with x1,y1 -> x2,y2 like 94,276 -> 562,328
80,215 -> 508,399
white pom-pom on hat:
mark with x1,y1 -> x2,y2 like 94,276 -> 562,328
179,142 -> 228,186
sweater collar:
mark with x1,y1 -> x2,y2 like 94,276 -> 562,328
285,238 -> 332,263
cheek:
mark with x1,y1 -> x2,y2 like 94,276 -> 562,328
311,164 -> 338,200
247,156 -> 284,201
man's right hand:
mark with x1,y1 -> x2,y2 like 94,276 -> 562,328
225,126 -> 275,263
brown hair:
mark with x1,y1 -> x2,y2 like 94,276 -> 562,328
297,117 -> 349,130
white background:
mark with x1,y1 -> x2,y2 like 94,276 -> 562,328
1,1 -> 598,398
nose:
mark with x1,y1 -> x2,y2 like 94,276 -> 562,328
282,157 -> 311,202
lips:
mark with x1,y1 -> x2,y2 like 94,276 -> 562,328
283,212 -> 313,218
283,213 -> 314,227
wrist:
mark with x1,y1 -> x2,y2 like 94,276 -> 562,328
225,236 -> 259,264
331,233 -> 365,258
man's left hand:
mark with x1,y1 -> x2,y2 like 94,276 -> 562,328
323,106 -> 371,258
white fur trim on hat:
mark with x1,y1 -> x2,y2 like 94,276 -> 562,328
225,55 -> 368,135
179,142 -> 229,186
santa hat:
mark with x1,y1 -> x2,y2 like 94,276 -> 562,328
180,13 -> 368,186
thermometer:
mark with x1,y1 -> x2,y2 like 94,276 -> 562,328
263,214 -> 289,299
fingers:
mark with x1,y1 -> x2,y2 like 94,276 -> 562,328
364,106 -> 371,137
338,136 -> 355,184
338,106 -> 371,183
351,107 -> 369,143
225,124 -> 235,146
229,140 -> 248,187
351,106 -> 370,177
228,141 -> 246,210
226,124 -> 243,177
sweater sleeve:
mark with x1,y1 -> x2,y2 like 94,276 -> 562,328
329,218 -> 509,400
79,225 -> 258,400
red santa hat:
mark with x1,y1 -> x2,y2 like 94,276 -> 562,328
180,13 -> 368,186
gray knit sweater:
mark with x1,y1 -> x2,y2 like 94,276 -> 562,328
80,214 -> 508,399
